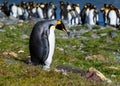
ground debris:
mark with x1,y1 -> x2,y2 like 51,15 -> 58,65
104,66 -> 120,70
83,67 -> 112,83
3,51 -> 18,57
85,54 -> 106,61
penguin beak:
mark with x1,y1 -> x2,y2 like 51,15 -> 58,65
56,20 -> 67,33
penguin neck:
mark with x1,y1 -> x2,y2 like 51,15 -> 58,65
50,26 -> 55,31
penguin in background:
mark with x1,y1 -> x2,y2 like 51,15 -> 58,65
88,5 -> 99,25
59,1 -> 67,20
80,5 -> 87,25
80,3 -> 91,25
47,2 -> 57,20
101,3 -> 109,26
85,3 -> 91,24
22,5 -> 29,20
17,4 -> 23,19
70,7 -> 77,25
29,20 -> 67,70
10,3 -> 18,18
107,4 -> 118,27
116,9 -> 120,27
67,9 -> 72,25
66,2 -> 72,12
21,1 -> 27,9
36,3 -> 44,20
1,0 -> 10,16
31,6 -> 37,18
39,2 -> 48,19
59,1 -> 65,20
73,4 -> 81,25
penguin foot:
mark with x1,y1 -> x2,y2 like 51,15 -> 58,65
41,65 -> 50,71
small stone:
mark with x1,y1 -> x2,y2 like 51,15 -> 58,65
21,34 -> 29,39
18,50 -> 24,53
18,20 -> 24,23
3,52 -> 9,55
0,23 -> 4,29
99,33 -> 107,37
109,32 -> 117,38
6,60 -> 16,65
91,34 -> 100,38
56,47 -> 64,51
111,74 -> 116,78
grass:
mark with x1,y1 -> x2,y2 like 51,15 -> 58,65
0,22 -> 120,86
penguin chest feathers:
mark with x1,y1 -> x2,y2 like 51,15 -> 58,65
49,26 -> 55,41
46,25 -> 55,64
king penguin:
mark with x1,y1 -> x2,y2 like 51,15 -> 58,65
29,20 -> 67,70
107,4 -> 118,27
10,3 -> 18,18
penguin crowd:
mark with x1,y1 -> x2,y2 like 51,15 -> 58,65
0,0 -> 57,20
101,3 -> 120,27
0,0 -> 120,27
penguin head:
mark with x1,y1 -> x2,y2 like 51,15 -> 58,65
55,20 -> 67,33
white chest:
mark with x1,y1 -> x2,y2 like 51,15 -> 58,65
44,27 -> 55,66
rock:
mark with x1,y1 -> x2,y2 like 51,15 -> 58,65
55,64 -> 86,75
9,25 -> 16,30
6,60 -> 16,65
111,75 -> 116,78
0,29 -> 6,32
79,29 -> 89,34
115,55 -> 120,59
84,67 -> 112,83
91,34 -> 100,38
18,50 -> 24,53
109,32 -> 117,38
9,16 -> 19,21
104,38 -> 112,43
18,23 -> 23,26
21,34 -> 29,39
0,23 -> 4,29
85,54 -> 106,61
3,52 -> 9,55
18,20 -> 24,23
0,12 -> 7,18
99,33 -> 107,37
56,47 -> 64,51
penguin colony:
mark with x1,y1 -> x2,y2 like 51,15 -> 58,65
0,0 -> 120,27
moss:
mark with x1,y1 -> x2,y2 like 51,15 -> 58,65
92,25 -> 101,29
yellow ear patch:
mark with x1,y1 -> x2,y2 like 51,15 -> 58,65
57,20 -> 62,24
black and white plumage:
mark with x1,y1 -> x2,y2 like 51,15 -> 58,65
29,20 -> 67,70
